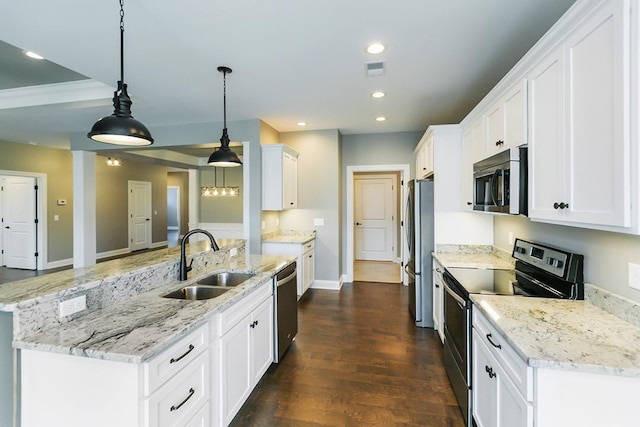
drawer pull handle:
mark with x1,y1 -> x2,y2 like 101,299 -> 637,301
170,388 -> 195,412
250,320 -> 258,328
170,344 -> 195,364
485,365 -> 496,379
486,333 -> 502,349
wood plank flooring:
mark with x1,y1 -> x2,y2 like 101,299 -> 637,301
230,282 -> 465,426
353,260 -> 401,283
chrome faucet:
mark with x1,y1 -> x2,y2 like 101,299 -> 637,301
179,228 -> 219,281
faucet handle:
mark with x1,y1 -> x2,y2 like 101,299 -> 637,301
187,258 -> 194,272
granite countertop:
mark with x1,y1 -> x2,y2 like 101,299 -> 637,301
433,246 -> 514,270
14,253 -> 295,364
472,294 -> 640,377
0,238 -> 242,311
262,229 -> 316,244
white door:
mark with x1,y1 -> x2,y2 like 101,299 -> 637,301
128,181 -> 152,251
354,174 -> 396,261
3,177 -> 37,269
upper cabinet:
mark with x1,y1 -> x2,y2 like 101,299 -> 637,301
462,117 -> 484,210
262,144 -> 299,211
483,79 -> 528,159
415,133 -> 434,179
528,0 -> 632,229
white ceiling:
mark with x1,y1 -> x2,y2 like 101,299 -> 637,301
0,0 -> 577,153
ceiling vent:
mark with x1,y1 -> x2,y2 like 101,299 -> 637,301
366,61 -> 385,77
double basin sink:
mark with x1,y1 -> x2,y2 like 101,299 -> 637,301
162,272 -> 256,301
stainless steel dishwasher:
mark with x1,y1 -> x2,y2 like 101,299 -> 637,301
273,261 -> 298,363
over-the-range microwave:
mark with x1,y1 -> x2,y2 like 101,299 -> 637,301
473,146 -> 527,215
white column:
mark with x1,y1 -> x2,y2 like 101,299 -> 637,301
72,151 -> 96,268
188,169 -> 199,231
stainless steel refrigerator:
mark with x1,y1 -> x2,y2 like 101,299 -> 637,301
405,179 -> 434,328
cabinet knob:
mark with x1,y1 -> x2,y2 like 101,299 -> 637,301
553,202 -> 569,210
466,202 -> 473,206
495,140 -> 504,146
485,365 -> 497,379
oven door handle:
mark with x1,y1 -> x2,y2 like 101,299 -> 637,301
444,284 -> 466,309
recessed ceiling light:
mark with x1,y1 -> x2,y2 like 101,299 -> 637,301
371,91 -> 386,99
25,51 -> 44,60
376,116 -> 386,122
366,43 -> 385,55
297,121 -> 307,127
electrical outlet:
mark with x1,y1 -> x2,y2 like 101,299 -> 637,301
313,218 -> 325,226
229,248 -> 238,257
59,295 -> 87,318
630,263 -> 640,291
508,232 -> 514,245
261,221 -> 266,230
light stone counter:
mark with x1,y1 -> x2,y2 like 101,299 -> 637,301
13,253 -> 294,364
471,294 -> 640,377
262,229 -> 316,244
433,245 -> 515,270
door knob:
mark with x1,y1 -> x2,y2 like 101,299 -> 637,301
355,222 -> 362,226
4,226 -> 9,229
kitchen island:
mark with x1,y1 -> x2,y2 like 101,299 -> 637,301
0,239 -> 294,427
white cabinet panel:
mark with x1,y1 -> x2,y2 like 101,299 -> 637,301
262,144 -> 299,211
263,240 -> 315,296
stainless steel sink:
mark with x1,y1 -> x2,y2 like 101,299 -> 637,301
162,285 -> 231,300
196,272 -> 255,287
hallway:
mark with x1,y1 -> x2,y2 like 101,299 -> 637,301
231,282 -> 464,426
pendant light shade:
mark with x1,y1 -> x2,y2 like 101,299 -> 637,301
208,66 -> 242,167
88,0 -> 153,146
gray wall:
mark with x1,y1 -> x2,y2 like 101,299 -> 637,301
96,155 -> 169,252
341,131 -> 422,274
280,130 -> 342,283
0,139 -> 73,262
494,215 -> 640,303
199,167 -> 243,223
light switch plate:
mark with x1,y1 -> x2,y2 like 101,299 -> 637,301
629,263 -> 640,291
313,218 -> 325,226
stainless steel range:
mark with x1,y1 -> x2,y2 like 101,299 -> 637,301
441,238 -> 584,427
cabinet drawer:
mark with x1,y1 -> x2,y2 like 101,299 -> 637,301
183,401 -> 210,427
303,240 -> 314,253
219,281 -> 272,335
472,308 -> 532,400
144,323 -> 209,395
145,350 -> 209,427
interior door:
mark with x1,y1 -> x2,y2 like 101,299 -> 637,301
3,177 -> 37,269
354,174 -> 396,261
128,181 -> 152,251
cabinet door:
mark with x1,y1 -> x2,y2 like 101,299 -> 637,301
220,316 -> 252,425
472,331 -> 498,427
432,262 -> 444,343
498,373 -> 533,427
250,298 -> 274,385
564,0 -> 631,227
528,47 -> 565,221
283,152 -> 298,209
462,126 -> 474,211
485,101 -> 505,157
503,79 -> 527,149
302,247 -> 314,294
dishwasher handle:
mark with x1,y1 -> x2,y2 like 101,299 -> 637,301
277,263 -> 297,287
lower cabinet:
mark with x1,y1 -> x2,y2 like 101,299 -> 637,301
218,282 -> 273,426
263,239 -> 315,296
472,308 -> 533,427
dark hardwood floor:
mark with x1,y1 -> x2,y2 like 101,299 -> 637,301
231,281 -> 465,427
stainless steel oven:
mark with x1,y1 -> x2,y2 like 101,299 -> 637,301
442,271 -> 472,427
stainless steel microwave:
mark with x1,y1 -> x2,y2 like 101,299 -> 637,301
473,146 -> 527,215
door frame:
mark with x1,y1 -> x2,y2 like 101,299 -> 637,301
0,170 -> 47,270
346,164 -> 410,284
167,185 -> 181,234
128,180 -> 152,251
354,173 -> 398,262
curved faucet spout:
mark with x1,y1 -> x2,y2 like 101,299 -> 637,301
179,228 -> 219,281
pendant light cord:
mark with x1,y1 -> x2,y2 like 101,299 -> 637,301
222,69 -> 227,129
120,0 -> 125,86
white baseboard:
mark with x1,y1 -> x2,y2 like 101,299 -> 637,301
167,226 -> 179,231
197,223 -> 244,239
310,278 -> 343,291
46,258 -> 73,269
151,240 -> 168,249
98,248 -> 131,260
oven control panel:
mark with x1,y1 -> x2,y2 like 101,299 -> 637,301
512,239 -> 570,278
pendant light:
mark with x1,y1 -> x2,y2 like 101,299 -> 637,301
208,66 -> 242,167
87,0 -> 153,146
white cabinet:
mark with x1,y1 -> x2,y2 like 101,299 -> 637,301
21,323 -> 211,427
415,133 -> 434,179
484,79 -> 527,159
218,281 -> 273,426
262,239 -> 315,296
528,0 -> 632,229
472,309 -> 533,427
432,259 -> 444,343
262,144 -> 299,210
462,117 -> 484,210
